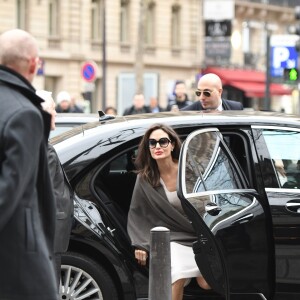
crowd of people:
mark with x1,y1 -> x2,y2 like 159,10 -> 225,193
19,56 -> 244,118
0,28 -> 243,300
50,69 -> 244,117
123,75 -> 243,116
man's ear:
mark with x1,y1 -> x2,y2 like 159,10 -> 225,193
29,57 -> 38,75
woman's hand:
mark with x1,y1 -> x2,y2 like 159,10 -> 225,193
135,249 -> 148,266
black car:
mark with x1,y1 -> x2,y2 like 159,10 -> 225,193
51,111 -> 300,300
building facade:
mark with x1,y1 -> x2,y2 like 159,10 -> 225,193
0,0 -> 298,113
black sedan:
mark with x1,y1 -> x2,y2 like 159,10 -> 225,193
51,110 -> 300,300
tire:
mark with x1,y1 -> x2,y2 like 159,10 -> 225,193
60,251 -> 119,300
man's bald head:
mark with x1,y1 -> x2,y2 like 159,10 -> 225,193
198,73 -> 223,90
0,29 -> 39,82
195,73 -> 223,110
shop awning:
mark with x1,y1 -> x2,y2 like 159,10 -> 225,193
204,67 -> 292,97
228,81 -> 291,98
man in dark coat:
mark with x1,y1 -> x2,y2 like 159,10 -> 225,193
181,73 -> 243,111
0,29 -> 58,299
149,96 -> 165,113
123,93 -> 151,115
166,80 -> 193,111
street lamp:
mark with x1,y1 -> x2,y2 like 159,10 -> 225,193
264,27 -> 271,111
102,0 -> 106,110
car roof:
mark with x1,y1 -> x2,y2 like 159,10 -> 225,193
54,113 -> 99,124
52,110 -> 300,166
49,113 -> 100,139
53,110 -> 300,138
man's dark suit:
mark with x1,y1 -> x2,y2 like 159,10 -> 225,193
0,65 -> 58,300
181,99 -> 243,111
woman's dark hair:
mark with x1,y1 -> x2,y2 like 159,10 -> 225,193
135,123 -> 182,187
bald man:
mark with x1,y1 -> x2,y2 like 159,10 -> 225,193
182,73 -> 243,111
0,29 -> 58,299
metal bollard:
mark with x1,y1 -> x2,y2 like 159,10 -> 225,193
148,227 -> 171,300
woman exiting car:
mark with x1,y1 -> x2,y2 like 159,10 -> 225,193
127,123 -> 210,300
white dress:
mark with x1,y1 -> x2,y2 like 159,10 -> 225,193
160,178 -> 202,285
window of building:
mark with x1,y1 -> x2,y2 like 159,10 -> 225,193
48,0 -> 59,37
144,1 -> 155,45
45,76 -> 59,98
91,0 -> 103,41
117,72 -> 158,114
16,0 -> 27,29
171,5 -> 181,48
120,0 -> 130,43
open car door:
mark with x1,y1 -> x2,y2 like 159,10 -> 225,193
177,128 -> 275,300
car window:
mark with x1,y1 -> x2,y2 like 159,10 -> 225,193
262,129 -> 300,189
222,132 -> 251,185
95,148 -> 138,215
109,149 -> 137,173
184,130 -> 244,194
50,125 -> 76,139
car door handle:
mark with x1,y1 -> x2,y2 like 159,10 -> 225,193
285,200 -> 300,213
231,213 -> 254,226
205,203 -> 221,216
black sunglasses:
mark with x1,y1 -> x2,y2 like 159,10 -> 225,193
195,90 -> 213,97
148,137 -> 171,149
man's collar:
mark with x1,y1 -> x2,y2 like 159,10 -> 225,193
216,100 -> 223,111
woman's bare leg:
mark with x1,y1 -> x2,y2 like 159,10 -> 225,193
196,276 -> 211,290
172,278 -> 186,300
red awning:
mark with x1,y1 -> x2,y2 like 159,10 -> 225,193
228,81 -> 292,98
204,67 -> 292,97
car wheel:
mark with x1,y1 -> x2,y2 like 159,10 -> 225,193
60,251 -> 119,300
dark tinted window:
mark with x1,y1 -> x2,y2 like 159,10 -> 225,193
95,148 -> 138,214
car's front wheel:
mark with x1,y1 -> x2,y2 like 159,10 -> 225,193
60,252 -> 119,300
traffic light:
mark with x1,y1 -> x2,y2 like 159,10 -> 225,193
283,68 -> 299,82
